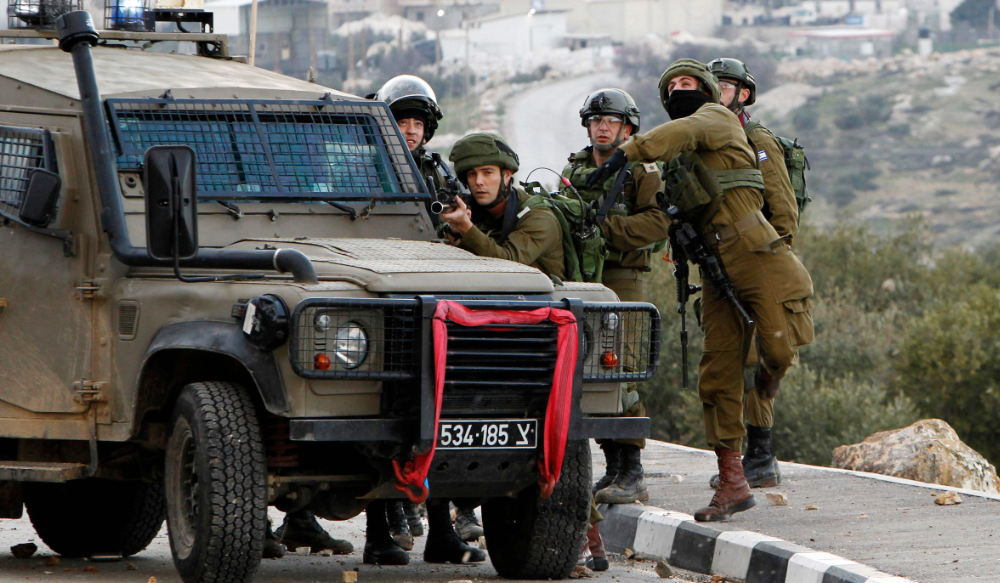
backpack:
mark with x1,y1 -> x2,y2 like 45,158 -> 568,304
744,121 -> 811,220
519,181 -> 606,283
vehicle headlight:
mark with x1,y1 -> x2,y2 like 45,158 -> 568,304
602,312 -> 619,331
334,322 -> 368,369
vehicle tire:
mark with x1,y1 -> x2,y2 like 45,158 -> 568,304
165,381 -> 267,583
482,440 -> 592,579
23,477 -> 165,557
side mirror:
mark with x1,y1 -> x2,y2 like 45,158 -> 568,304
144,145 -> 198,261
18,169 -> 62,228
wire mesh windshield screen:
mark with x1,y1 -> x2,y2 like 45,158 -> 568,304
106,98 -> 428,201
0,125 -> 55,222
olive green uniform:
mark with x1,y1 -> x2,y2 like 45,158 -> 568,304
460,188 -> 566,280
620,103 -> 814,452
742,121 -> 799,430
562,148 -> 670,447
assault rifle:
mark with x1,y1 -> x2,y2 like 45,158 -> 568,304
428,153 -> 469,215
665,205 -> 754,389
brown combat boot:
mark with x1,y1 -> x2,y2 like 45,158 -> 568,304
695,447 -> 756,522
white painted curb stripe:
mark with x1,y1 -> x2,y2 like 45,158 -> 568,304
786,552 -> 860,583
631,510 -> 691,558
713,530 -> 782,580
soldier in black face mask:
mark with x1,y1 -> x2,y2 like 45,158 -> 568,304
585,58 -> 815,523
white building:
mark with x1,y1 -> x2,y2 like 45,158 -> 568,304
439,9 -> 568,60
497,0 -> 723,43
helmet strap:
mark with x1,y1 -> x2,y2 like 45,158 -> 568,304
726,81 -> 744,114
482,175 -> 512,209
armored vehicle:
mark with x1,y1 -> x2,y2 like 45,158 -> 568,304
0,10 -> 658,583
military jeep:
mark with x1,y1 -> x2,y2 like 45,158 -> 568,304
0,11 -> 658,583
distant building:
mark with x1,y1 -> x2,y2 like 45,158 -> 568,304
789,26 -> 897,57
397,0 -> 500,30
495,0 -> 723,42
219,0 -> 331,79
439,8 -> 567,60
329,0 -> 401,28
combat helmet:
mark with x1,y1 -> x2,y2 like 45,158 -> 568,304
579,88 -> 641,133
374,75 -> 444,141
657,59 -> 721,111
449,132 -> 520,183
707,57 -> 757,108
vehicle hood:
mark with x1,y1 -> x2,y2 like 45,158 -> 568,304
230,238 -> 555,294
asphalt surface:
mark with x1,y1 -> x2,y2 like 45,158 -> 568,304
622,441 -> 1000,583
502,72 -> 618,189
0,507 -> 689,583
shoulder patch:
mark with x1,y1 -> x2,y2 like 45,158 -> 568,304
642,162 -> 658,173
517,206 -> 531,219
758,150 -> 769,162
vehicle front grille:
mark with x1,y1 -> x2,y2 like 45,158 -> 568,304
440,321 -> 558,417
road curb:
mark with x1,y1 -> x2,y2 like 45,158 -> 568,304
598,503 -> 915,583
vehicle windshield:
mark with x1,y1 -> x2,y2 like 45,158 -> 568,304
107,98 -> 428,202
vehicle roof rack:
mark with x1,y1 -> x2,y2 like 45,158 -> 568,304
0,24 -> 230,59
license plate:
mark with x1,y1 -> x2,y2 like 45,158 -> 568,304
437,419 -> 538,450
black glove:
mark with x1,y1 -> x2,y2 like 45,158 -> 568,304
585,149 -> 628,188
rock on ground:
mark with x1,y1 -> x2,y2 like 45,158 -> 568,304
832,419 -> 1000,495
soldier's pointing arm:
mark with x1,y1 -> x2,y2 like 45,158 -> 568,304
620,105 -> 738,163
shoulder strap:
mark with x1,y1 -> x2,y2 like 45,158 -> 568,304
595,165 -> 630,225
499,190 -> 522,243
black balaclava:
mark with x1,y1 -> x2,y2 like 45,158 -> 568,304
666,90 -> 711,120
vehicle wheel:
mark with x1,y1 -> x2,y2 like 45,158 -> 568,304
165,381 -> 267,583
24,477 -> 165,557
482,440 -> 592,579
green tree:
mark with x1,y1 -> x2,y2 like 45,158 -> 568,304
895,284 -> 1000,463
951,0 -> 1000,29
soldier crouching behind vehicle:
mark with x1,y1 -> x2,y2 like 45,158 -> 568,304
439,132 -> 565,280
586,59 -> 815,522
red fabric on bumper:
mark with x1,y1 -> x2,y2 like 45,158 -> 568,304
392,300 -> 579,502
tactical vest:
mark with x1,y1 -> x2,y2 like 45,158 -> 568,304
661,151 -> 765,229
561,151 -> 665,265
744,121 -> 811,221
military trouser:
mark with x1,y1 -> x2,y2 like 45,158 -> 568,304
602,267 -> 646,449
589,496 -> 603,527
742,334 -> 773,429
699,212 -> 813,452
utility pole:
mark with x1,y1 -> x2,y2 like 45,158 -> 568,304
248,0 -> 258,66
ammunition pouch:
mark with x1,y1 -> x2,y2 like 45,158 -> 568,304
660,151 -> 764,227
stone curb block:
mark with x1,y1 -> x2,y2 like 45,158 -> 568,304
598,504 -> 916,583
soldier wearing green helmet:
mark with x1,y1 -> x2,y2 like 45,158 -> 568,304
705,57 -> 802,494
440,132 -> 565,279
559,88 -> 670,510
586,58 -> 814,523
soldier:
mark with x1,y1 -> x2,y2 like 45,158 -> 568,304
440,132 -> 565,279
705,57 -> 799,490
586,59 -> 814,522
359,74 -> 470,565
561,88 -> 669,509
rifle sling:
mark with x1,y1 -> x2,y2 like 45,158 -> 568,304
595,165 -> 630,226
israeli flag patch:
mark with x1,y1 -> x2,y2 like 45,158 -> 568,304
758,150 -> 769,162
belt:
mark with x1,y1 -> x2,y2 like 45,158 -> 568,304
710,210 -> 768,244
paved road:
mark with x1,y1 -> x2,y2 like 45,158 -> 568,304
616,441 -> 1000,583
0,507 -> 690,583
502,73 -> 618,189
